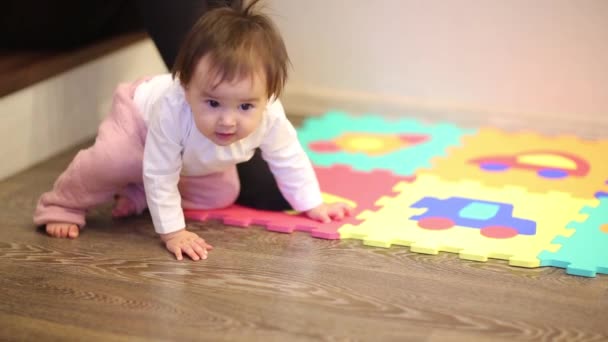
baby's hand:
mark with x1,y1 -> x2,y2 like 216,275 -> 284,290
159,229 -> 214,261
305,202 -> 354,223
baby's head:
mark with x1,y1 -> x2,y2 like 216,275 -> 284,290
172,0 -> 289,146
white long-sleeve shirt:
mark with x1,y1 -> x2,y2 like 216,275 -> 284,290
135,74 -> 322,234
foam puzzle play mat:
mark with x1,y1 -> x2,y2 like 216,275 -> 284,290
185,111 -> 608,278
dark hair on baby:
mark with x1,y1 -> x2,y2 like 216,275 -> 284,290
172,0 -> 290,99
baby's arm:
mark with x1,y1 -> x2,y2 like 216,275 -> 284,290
143,97 -> 211,261
259,101 -> 354,222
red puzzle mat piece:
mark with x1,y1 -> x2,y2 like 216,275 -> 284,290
184,165 -> 410,239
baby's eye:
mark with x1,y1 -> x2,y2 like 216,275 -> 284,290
206,100 -> 220,108
239,103 -> 254,111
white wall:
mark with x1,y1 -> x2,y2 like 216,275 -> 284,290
269,0 -> 608,123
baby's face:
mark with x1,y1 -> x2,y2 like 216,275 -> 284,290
185,56 -> 268,146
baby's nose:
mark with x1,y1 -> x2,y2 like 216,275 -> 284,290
219,111 -> 236,126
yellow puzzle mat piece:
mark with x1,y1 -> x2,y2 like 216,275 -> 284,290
419,128 -> 608,198
339,174 -> 592,267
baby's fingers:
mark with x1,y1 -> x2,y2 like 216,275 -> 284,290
342,203 -> 355,216
173,247 -> 184,261
191,243 -> 208,260
196,238 -> 214,251
328,208 -> 345,221
182,245 -> 202,261
328,203 -> 354,221
313,211 -> 331,223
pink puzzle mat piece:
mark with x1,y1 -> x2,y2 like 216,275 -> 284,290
184,165 -> 411,239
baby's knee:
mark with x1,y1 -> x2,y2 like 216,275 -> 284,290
214,181 -> 240,208
180,179 -> 240,210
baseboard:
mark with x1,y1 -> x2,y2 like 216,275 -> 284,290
0,39 -> 167,181
281,85 -> 607,138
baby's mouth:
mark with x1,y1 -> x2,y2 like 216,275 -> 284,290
215,132 -> 236,140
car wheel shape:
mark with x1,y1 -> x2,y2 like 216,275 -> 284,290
418,217 -> 455,230
479,162 -> 510,172
480,226 -> 518,239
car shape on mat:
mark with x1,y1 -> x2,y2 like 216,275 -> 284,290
468,150 -> 589,179
409,196 -> 536,239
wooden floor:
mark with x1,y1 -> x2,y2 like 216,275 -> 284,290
1,113 -> 607,341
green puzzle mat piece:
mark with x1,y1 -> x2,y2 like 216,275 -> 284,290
539,197 -> 608,277
297,111 -> 475,175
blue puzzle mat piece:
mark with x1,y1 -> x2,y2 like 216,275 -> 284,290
539,197 -> 608,277
297,111 -> 475,175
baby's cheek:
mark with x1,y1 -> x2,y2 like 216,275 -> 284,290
193,116 -> 212,134
244,113 -> 263,130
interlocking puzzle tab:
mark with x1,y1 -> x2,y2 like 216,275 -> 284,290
539,197 -> 608,277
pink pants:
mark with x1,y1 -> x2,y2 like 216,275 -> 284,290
33,79 -> 240,228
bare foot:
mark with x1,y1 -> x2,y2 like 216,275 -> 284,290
46,222 -> 80,239
112,195 -> 137,218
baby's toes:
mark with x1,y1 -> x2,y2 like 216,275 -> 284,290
67,225 -> 79,238
46,224 -> 79,238
45,225 -> 57,237
46,225 -> 63,238
112,198 -> 136,218
57,225 -> 69,238
111,206 -> 124,217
